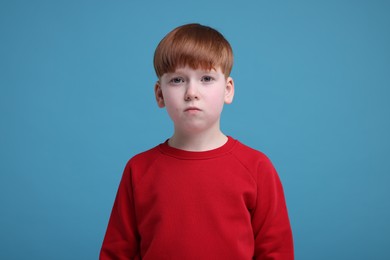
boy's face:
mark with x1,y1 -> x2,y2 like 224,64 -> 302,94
155,66 -> 234,135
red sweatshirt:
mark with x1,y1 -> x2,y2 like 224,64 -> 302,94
100,137 -> 293,259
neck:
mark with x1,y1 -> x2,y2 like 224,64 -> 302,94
168,130 -> 228,151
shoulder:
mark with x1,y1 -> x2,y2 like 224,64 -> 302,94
231,139 -> 273,166
124,144 -> 163,173
229,138 -> 277,180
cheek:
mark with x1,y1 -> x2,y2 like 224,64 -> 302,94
162,94 -> 181,117
207,90 -> 226,109
162,90 -> 179,106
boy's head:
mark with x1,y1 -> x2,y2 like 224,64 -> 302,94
154,23 -> 233,79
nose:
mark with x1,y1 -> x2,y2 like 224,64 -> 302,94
184,82 -> 199,101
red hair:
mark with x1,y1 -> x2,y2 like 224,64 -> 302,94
153,23 -> 233,78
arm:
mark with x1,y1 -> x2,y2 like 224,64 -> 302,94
251,159 -> 294,260
100,163 -> 140,260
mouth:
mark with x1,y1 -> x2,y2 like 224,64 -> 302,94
185,107 -> 201,112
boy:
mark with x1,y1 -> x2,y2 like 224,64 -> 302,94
100,23 -> 294,259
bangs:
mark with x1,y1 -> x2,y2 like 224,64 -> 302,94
154,24 -> 233,78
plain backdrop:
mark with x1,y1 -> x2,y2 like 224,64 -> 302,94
1,0 -> 389,259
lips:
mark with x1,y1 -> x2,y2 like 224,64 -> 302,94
185,106 -> 201,112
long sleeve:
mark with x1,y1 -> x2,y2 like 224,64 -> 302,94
100,163 -> 140,260
100,138 -> 294,259
251,158 -> 294,260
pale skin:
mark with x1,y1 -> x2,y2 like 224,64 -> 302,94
155,66 -> 235,151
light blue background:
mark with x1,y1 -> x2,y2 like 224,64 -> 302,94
1,0 -> 389,259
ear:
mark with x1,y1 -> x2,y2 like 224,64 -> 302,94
154,81 -> 165,108
224,76 -> 235,104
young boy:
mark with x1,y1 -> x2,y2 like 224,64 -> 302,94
100,23 -> 294,259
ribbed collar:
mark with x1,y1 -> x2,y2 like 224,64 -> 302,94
158,136 -> 237,160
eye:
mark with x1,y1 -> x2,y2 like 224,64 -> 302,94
201,76 -> 214,82
169,77 -> 184,84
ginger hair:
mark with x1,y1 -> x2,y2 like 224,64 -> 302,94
153,23 -> 233,78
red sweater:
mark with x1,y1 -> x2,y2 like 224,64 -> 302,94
100,137 -> 293,259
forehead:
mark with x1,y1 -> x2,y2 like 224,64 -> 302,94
162,66 -> 222,77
